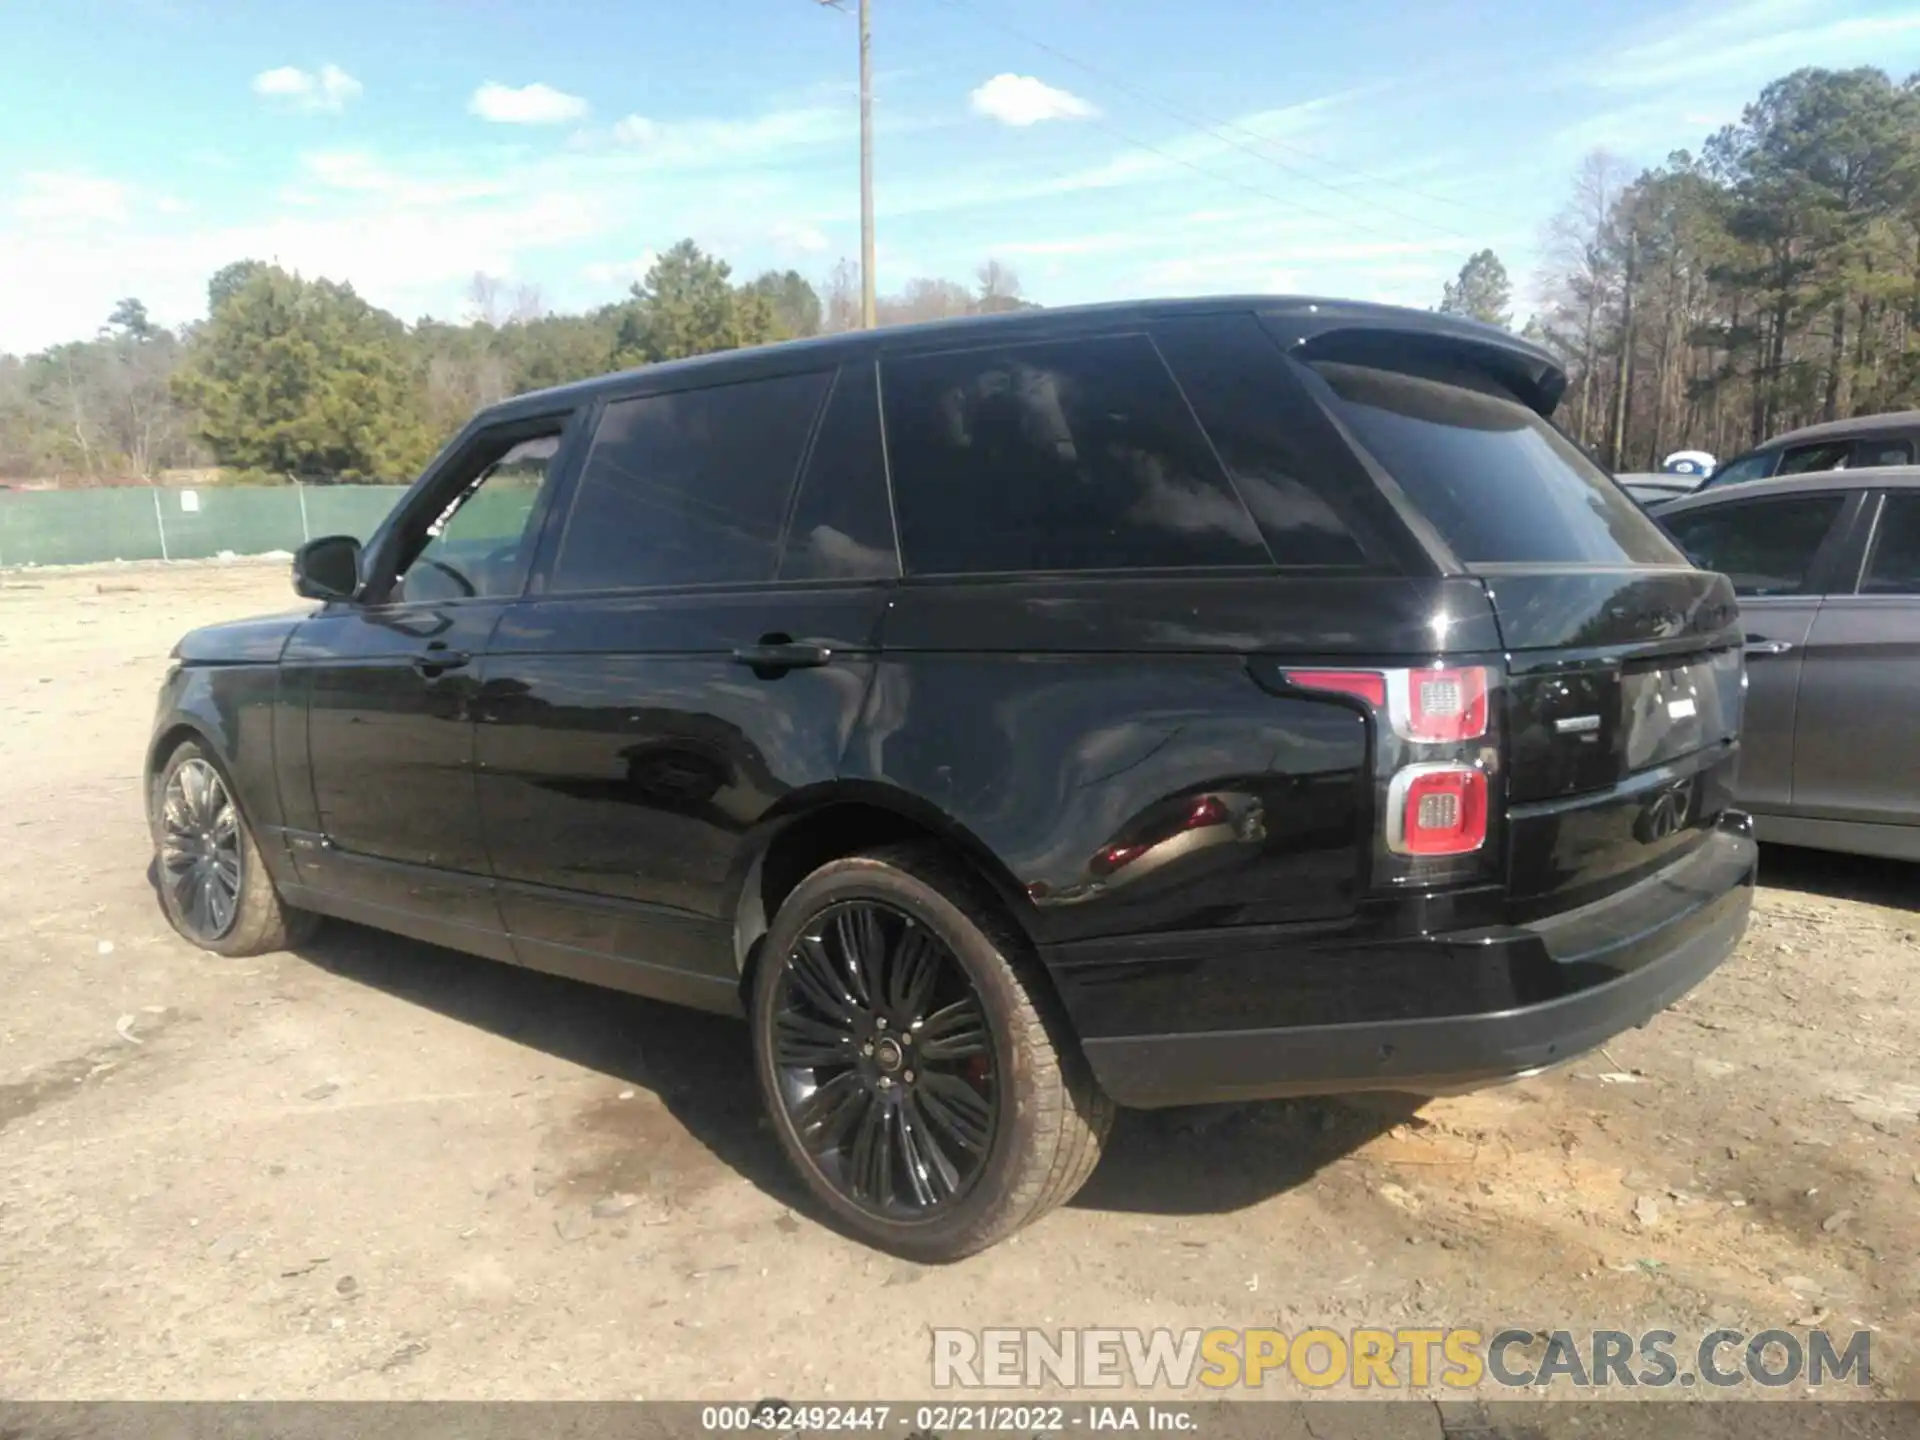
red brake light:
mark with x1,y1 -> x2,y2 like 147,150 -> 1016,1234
1284,670 -> 1387,707
1395,666 -> 1489,742
1387,765 -> 1488,856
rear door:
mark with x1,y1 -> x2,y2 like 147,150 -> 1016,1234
1790,489 -> 1920,826
472,362 -> 894,1009
1659,490 -> 1858,813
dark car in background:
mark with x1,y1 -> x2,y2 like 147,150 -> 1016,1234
1700,410 -> 1920,492
1657,469 -> 1920,861
145,297 -> 1756,1259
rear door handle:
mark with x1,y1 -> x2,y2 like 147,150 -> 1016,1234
413,647 -> 472,675
733,640 -> 832,671
1743,637 -> 1794,657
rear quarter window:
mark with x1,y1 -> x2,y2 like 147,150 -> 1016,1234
1311,359 -> 1683,567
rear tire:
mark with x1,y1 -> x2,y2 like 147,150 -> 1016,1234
149,740 -> 318,957
751,842 -> 1111,1261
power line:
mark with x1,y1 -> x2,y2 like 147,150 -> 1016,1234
928,0 -> 1494,243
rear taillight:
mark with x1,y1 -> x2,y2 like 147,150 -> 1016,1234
1285,663 -> 1500,886
1392,666 -> 1488,743
1387,764 -> 1488,856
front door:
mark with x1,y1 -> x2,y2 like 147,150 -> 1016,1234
286,416 -> 579,948
1659,489 -> 1855,814
474,362 -> 899,1009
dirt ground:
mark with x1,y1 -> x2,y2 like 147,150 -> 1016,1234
1,559 -> 1915,1411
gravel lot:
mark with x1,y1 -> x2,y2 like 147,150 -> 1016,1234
1,559 -> 1915,1408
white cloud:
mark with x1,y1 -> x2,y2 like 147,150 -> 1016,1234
600,107 -> 848,166
1591,0 -> 1920,89
770,218 -> 830,254
12,172 -> 130,225
299,151 -> 510,207
251,63 -> 362,113
969,73 -> 1097,127
583,252 -> 660,288
470,81 -> 589,125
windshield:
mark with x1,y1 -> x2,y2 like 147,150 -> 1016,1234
1313,360 -> 1685,566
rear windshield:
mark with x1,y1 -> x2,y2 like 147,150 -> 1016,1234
1312,360 -> 1683,566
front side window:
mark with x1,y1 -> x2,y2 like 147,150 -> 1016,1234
1864,494 -> 1920,594
1701,450 -> 1777,490
552,370 -> 831,592
1661,494 -> 1846,597
1311,360 -> 1681,566
391,431 -> 562,604
882,334 -> 1271,576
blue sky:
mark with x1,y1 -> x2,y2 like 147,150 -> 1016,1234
4,0 -> 1920,352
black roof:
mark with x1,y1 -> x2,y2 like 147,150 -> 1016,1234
487,294 -> 1566,425
1756,409 -> 1920,450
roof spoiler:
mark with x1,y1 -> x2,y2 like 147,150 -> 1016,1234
1257,302 -> 1569,418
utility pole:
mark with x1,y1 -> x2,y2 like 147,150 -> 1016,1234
818,0 -> 876,328
858,0 -> 875,329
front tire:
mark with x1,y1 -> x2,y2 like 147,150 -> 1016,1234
149,741 -> 317,957
751,843 -> 1111,1261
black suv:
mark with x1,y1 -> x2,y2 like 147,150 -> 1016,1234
147,298 -> 1756,1259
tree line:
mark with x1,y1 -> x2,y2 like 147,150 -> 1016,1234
1518,64 -> 1920,471
0,242 -> 1033,484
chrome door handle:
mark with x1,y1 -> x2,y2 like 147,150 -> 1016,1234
1743,638 -> 1793,657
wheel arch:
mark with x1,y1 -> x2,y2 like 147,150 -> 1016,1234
730,783 -> 1045,1000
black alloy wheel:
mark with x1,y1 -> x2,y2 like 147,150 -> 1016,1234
769,900 -> 999,1217
751,845 -> 1112,1261
149,740 -> 317,958
157,757 -> 244,942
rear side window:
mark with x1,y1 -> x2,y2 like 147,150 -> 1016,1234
882,334 -> 1271,575
1312,360 -> 1681,566
1853,437 -> 1914,469
1662,494 -> 1846,597
552,370 -> 831,592
1864,494 -> 1920,594
1778,440 -> 1852,476
777,362 -> 899,581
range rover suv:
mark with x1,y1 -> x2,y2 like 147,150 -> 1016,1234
146,298 -> 1756,1260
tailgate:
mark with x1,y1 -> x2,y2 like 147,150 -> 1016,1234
1485,566 -> 1745,912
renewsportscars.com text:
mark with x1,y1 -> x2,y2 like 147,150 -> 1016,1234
931,1326 -> 1872,1391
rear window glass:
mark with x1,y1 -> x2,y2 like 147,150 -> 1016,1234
1312,360 -> 1682,566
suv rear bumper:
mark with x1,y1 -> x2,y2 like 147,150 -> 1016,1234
1074,813 -> 1756,1108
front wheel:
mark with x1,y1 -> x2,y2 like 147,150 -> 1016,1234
149,741 -> 317,957
751,844 -> 1111,1260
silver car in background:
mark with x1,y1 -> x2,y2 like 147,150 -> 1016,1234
1656,469 -> 1920,861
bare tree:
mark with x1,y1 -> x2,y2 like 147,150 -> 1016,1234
975,258 -> 1024,313
1539,151 -> 1631,447
821,258 -> 862,334
509,282 -> 548,324
465,273 -> 506,327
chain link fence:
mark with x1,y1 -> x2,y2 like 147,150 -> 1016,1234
0,484 -> 409,569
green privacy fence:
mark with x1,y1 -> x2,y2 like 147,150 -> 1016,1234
0,484 -> 410,568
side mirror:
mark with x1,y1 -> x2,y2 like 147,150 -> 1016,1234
293,535 -> 362,601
